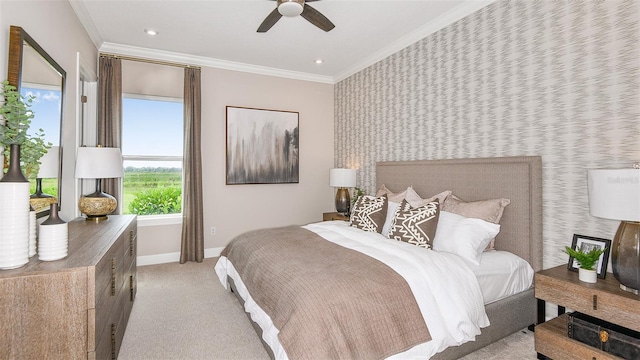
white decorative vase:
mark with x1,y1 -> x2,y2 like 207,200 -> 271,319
0,144 -> 30,270
38,203 -> 68,261
578,268 -> 597,283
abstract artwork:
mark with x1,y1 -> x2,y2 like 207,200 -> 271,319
226,106 -> 299,184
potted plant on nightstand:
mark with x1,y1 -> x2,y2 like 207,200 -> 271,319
564,246 -> 606,283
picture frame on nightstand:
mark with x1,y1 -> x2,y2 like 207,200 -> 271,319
566,234 -> 611,279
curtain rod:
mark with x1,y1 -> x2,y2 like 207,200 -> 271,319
99,53 -> 201,70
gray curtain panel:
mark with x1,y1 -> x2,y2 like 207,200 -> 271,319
97,56 -> 123,214
180,67 -> 204,263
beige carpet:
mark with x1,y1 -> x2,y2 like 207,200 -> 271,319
119,258 -> 537,360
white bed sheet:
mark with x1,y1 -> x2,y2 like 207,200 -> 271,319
469,250 -> 534,305
215,221 -> 490,360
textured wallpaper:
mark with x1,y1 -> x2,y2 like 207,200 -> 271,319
334,0 -> 639,268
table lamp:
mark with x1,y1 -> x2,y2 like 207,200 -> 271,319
30,146 -> 59,211
75,146 -> 124,221
329,168 -> 356,215
588,166 -> 640,294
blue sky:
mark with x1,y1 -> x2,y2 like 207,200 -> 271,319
122,97 -> 183,169
24,89 -> 184,170
23,87 -> 61,146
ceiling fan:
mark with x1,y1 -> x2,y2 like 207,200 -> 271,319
257,0 -> 335,33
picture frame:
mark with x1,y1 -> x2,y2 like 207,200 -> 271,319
566,234 -> 611,279
226,106 -> 299,185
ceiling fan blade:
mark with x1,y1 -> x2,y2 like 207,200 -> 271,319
257,8 -> 282,33
300,4 -> 335,32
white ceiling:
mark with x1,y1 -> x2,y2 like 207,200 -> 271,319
70,0 -> 494,83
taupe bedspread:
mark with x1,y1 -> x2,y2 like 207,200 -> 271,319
221,226 -> 431,360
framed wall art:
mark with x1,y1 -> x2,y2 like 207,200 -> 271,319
566,234 -> 611,279
226,106 -> 299,185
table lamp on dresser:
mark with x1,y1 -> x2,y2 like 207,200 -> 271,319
30,146 -> 59,212
588,164 -> 640,294
75,146 -> 124,221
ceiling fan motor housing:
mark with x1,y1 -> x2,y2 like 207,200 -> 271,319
278,0 -> 304,17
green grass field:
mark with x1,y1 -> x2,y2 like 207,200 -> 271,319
122,170 -> 182,215
29,178 -> 58,197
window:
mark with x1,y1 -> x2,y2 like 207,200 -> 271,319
121,94 -> 183,216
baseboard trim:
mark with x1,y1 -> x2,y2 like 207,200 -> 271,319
137,247 -> 224,266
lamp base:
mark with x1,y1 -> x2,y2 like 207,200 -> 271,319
335,188 -> 351,216
29,197 -> 57,213
612,221 -> 640,294
78,190 -> 117,222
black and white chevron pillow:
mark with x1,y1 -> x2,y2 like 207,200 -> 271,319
388,200 -> 440,249
349,195 -> 388,233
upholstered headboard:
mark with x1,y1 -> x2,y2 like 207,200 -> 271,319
376,156 -> 543,271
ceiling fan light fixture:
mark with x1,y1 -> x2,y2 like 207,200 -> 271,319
278,0 -> 304,17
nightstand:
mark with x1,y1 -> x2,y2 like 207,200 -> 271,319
323,212 -> 349,221
534,265 -> 640,360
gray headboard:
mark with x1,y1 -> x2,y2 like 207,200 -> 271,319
376,156 -> 543,271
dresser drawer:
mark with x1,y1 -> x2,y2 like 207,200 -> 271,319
95,235 -> 125,301
123,227 -> 136,273
95,303 -> 125,360
95,254 -> 125,344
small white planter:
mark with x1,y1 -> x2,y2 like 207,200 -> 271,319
578,268 -> 597,283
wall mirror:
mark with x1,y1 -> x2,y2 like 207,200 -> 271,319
7,25 -> 66,217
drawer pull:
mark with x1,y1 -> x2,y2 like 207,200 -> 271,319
592,294 -> 597,310
129,230 -> 135,257
111,258 -> 116,296
130,275 -> 134,301
111,323 -> 116,360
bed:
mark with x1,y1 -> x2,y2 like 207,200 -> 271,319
215,156 -> 543,359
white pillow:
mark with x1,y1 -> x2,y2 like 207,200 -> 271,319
381,200 -> 400,237
432,211 -> 501,265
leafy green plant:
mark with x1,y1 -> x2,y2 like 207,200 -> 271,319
128,187 -> 182,215
564,246 -> 606,270
0,80 -> 51,177
351,186 -> 365,207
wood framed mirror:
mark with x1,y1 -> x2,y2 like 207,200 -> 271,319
7,25 -> 66,217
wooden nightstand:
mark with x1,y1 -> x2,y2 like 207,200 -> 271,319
323,212 -> 350,221
534,265 -> 640,360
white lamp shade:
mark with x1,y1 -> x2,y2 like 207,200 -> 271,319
329,168 -> 356,188
37,146 -> 59,178
588,169 -> 640,222
74,147 -> 124,179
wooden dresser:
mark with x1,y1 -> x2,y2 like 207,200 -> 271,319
0,215 -> 137,359
535,265 -> 640,360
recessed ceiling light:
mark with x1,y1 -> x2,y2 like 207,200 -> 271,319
315,59 -> 324,64
144,29 -> 159,36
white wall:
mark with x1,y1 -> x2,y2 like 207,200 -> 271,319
137,67 -> 335,258
0,0 -> 98,221
1,3 -> 335,260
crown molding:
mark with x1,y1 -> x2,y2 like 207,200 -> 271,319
99,42 -> 335,84
333,0 -> 496,83
68,0 -> 104,50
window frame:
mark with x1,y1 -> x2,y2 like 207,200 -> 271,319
121,93 -> 184,222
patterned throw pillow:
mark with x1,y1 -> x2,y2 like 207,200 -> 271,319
349,195 -> 388,233
388,200 -> 440,249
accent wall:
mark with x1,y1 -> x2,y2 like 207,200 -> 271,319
334,0 -> 639,269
